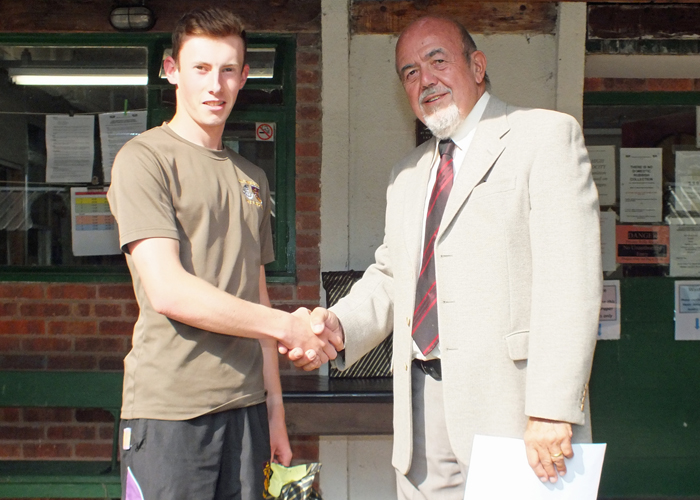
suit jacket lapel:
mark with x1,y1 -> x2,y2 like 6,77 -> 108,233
438,96 -> 510,240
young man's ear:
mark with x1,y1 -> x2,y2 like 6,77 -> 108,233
163,56 -> 179,85
239,64 -> 250,89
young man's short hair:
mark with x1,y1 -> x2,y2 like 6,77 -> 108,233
171,7 -> 247,65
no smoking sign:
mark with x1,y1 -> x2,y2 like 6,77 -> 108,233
255,122 -> 275,142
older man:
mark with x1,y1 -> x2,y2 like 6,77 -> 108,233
302,16 -> 602,499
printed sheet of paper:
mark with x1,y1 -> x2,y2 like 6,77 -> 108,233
620,148 -> 662,223
616,225 -> 670,265
46,115 -> 95,183
464,435 -> 606,500
99,111 -> 147,183
588,145 -> 616,206
670,218 -> 700,277
70,188 -> 120,256
675,280 -> 700,340
600,211 -> 617,273
599,280 -> 621,340
674,151 -> 700,214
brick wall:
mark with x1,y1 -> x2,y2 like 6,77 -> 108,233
585,78 -> 700,92
0,31 -> 322,469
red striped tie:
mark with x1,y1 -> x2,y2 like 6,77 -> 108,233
412,139 -> 456,355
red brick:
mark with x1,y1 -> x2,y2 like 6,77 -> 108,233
48,320 -> 97,335
99,320 -> 135,336
583,78 -> 604,92
47,425 -> 96,440
296,160 -> 321,176
99,425 -> 116,440
296,142 -> 321,158
297,195 -> 321,212
297,87 -> 321,104
296,213 -> 321,232
0,302 -> 17,316
24,408 -> 73,423
76,409 -> 115,423
0,426 -> 44,440
647,78 -> 693,91
23,443 -> 72,459
47,284 -> 96,300
0,443 -> 20,458
22,337 -> 72,352
74,303 -> 91,317
296,122 -> 321,140
0,355 -> 45,370
0,337 -> 22,352
0,320 -> 45,335
296,248 -> 320,267
75,442 -> 112,459
98,284 -> 135,300
297,105 -> 322,121
694,79 -> 700,91
20,303 -> 70,317
297,33 -> 320,48
297,51 -> 320,66
296,177 -> 320,194
124,302 -> 140,319
289,435 -> 320,461
267,285 -> 295,301
99,357 -> 126,371
297,233 -> 320,249
0,408 -> 20,422
296,268 -> 320,284
95,304 -> 122,317
605,78 -> 646,92
0,284 -> 44,299
75,337 -> 126,352
47,355 -> 97,370
297,285 -> 319,302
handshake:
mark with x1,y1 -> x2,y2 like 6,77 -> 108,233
277,307 -> 345,371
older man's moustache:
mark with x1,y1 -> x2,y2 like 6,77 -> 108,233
420,87 -> 452,100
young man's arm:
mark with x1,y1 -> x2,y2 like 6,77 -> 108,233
258,266 -> 293,465
128,236 -> 335,365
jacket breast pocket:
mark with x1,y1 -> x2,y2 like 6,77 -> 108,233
504,330 -> 529,361
470,177 -> 516,200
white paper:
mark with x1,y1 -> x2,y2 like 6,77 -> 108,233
674,280 -> 700,340
98,111 -> 147,183
673,151 -> 700,215
599,211 -> 617,273
587,145 -> 616,206
620,148 -> 663,223
464,435 -> 606,500
46,115 -> 95,183
70,188 -> 121,256
598,280 -> 621,340
670,218 -> 700,277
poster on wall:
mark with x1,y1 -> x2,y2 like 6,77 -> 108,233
670,218 -> 700,277
598,280 -> 621,341
619,148 -> 663,223
99,111 -> 147,183
45,115 -> 95,183
600,210 -> 617,273
616,225 -> 670,265
674,280 -> 700,340
674,151 -> 700,214
70,188 -> 121,256
588,145 -> 616,206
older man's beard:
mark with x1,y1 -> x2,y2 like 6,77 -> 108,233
419,88 -> 462,139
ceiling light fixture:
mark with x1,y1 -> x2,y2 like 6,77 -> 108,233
8,68 -> 148,86
109,5 -> 155,32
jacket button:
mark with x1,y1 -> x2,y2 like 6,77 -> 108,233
405,363 -> 408,371
406,317 -> 411,326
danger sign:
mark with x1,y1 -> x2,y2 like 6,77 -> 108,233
255,123 -> 275,142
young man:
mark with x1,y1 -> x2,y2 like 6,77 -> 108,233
108,7 -> 340,499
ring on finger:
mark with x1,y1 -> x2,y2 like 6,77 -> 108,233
550,451 -> 563,459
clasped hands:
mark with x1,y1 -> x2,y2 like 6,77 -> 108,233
278,307 -> 344,371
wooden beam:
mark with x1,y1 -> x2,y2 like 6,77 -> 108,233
0,0 -> 321,33
589,4 -> 700,39
351,1 -> 557,35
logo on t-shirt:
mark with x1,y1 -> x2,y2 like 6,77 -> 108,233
239,180 -> 263,207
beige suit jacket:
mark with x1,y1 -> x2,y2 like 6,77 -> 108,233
332,96 -> 602,474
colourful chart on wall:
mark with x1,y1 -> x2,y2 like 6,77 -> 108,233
70,188 -> 121,256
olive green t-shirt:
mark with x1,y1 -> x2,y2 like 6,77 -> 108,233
107,124 -> 274,420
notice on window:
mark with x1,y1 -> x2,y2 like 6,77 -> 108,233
46,115 -> 95,183
616,225 -> 669,265
674,151 -> 700,215
598,280 -> 620,340
620,148 -> 662,223
99,111 -> 147,183
675,280 -> 700,340
70,188 -> 120,256
600,210 -> 617,273
588,145 -> 616,206
670,218 -> 700,277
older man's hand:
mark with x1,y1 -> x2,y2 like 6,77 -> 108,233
523,417 -> 573,483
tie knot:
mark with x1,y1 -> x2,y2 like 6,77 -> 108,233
438,139 -> 455,157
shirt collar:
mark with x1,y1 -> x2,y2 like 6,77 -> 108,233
449,91 -> 490,152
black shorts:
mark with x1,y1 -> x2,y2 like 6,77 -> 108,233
119,403 -> 270,500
